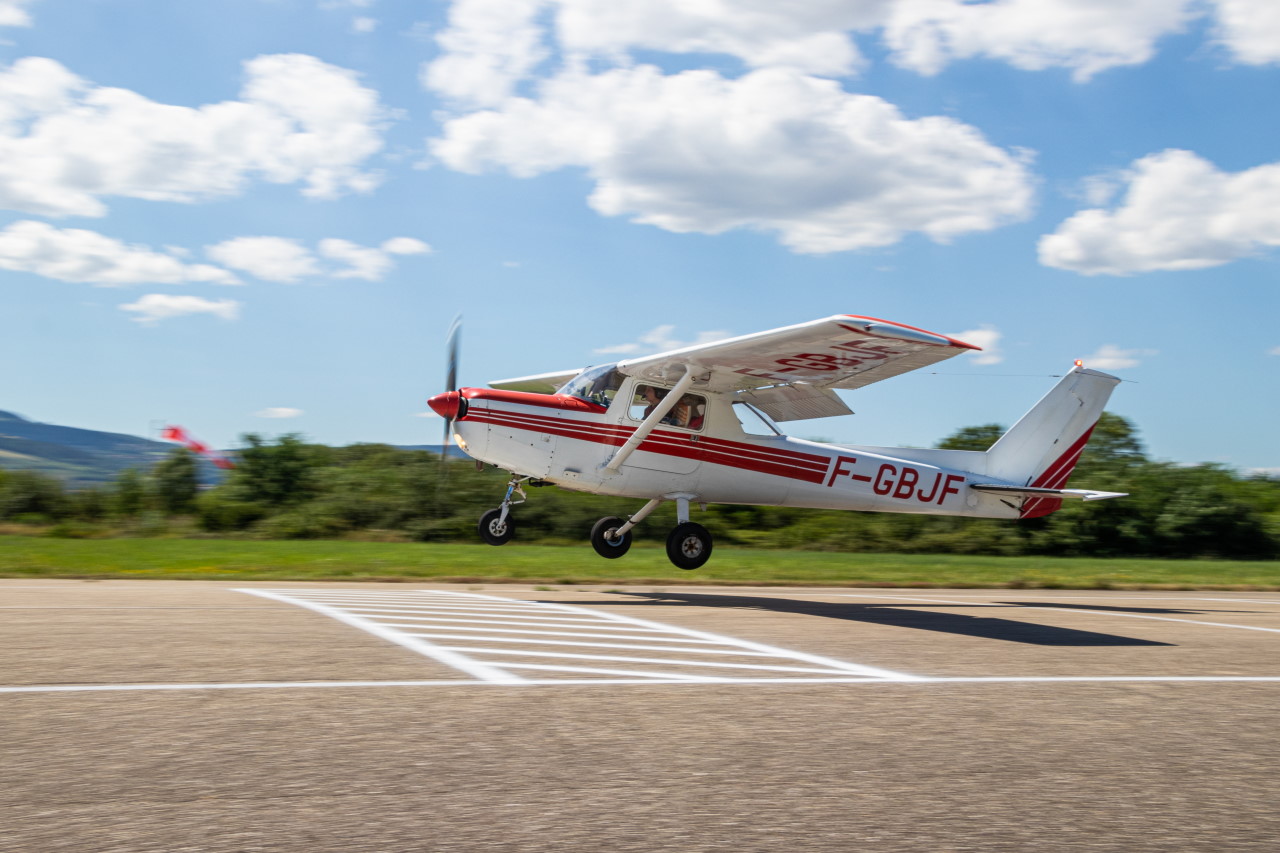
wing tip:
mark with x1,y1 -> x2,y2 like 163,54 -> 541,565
840,314 -> 981,350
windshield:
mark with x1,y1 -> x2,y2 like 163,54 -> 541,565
558,364 -> 624,406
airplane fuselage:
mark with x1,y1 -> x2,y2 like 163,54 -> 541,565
446,384 -> 1022,520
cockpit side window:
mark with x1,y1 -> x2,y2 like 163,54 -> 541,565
558,364 -> 624,406
630,384 -> 706,431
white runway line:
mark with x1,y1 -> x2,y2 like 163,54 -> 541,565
238,589 -> 525,683
835,593 -> 1280,635
7,675 -> 1280,695
236,589 -> 921,683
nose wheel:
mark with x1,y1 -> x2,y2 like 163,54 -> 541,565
478,508 -> 515,545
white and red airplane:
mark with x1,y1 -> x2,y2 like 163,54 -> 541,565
427,314 -> 1125,570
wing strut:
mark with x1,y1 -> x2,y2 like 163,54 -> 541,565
602,366 -> 694,473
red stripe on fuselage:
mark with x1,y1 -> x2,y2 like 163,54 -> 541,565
470,404 -> 830,483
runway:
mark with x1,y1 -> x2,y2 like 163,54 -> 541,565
4,580 -> 1279,851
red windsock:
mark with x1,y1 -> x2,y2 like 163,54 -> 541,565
161,425 -> 235,469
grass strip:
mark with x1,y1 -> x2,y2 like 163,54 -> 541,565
2,536 -> 1279,589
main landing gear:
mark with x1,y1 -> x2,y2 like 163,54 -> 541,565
590,497 -> 713,570
477,480 -> 713,570
665,521 -> 713,570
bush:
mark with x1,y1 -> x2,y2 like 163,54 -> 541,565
0,471 -> 68,521
196,492 -> 268,532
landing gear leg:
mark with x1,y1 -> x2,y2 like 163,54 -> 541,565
478,475 -> 528,546
589,498 -> 662,559
665,497 -> 712,570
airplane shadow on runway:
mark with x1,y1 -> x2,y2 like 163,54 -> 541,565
561,593 -> 1176,647
995,601 -> 1255,615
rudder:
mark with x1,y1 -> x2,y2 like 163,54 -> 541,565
985,367 -> 1121,517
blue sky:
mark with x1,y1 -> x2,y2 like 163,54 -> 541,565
0,0 -> 1276,472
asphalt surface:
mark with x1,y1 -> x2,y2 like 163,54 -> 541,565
3,580 -> 1280,852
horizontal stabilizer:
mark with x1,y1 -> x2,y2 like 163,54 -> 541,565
970,484 -> 1128,502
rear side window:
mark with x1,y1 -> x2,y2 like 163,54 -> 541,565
733,401 -> 782,436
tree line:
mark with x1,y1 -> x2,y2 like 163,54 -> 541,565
2,415 -> 1277,559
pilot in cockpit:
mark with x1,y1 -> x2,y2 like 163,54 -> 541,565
639,385 -> 667,418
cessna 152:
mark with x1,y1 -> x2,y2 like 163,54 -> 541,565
427,314 -> 1125,570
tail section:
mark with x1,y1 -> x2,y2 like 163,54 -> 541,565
983,367 -> 1122,518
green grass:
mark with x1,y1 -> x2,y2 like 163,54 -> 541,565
2,535 -> 1279,589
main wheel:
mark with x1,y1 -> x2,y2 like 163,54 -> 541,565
666,521 -> 712,570
478,508 -> 515,545
590,516 -> 632,559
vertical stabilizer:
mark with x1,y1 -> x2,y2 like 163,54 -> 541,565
985,367 -> 1121,517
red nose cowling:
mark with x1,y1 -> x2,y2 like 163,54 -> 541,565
427,391 -> 462,419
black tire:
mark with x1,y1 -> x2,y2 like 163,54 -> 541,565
666,521 -> 712,570
590,516 -> 632,559
478,508 -> 515,546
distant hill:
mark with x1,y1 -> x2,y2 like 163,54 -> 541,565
0,411 -> 472,487
0,409 -> 174,487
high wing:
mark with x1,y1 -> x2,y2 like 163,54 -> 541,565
617,314 -> 980,399
490,369 -> 583,394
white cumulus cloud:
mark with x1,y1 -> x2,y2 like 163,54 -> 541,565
424,0 -> 1201,100
422,0 -> 550,108
1081,344 -> 1157,370
254,407 -> 305,418
1039,150 -> 1280,275
120,294 -> 241,324
552,0 -> 883,79
1211,0 -> 1280,65
318,238 -> 393,280
0,220 -> 239,285
207,237 -> 320,283
207,234 -> 432,282
0,53 -> 389,218
0,0 -> 35,27
422,1 -> 1280,256
881,0 -> 1196,82
432,66 -> 1034,253
381,236 -> 432,255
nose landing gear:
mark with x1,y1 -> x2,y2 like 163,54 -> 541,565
477,475 -> 528,546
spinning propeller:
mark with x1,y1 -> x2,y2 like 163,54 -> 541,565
427,314 -> 465,471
